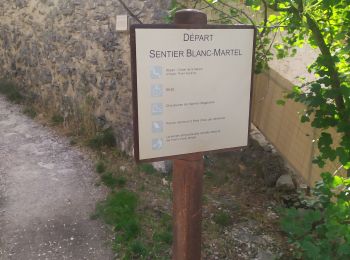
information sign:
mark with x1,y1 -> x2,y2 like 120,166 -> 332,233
131,25 -> 256,161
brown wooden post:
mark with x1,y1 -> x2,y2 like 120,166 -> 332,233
172,9 -> 207,260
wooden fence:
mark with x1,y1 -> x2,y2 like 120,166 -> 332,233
252,69 -> 344,185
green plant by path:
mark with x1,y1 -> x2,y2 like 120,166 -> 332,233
92,189 -> 173,259
138,163 -> 157,175
101,172 -> 118,189
95,161 -> 106,174
51,114 -> 64,125
23,107 -> 37,118
0,79 -> 23,103
280,173 -> 350,259
93,190 -> 140,241
214,210 -> 232,227
115,176 -> 127,188
88,128 -> 116,149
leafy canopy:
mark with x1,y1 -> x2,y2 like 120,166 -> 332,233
170,0 -> 350,258
179,0 -> 350,174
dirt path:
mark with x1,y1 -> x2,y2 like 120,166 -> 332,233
0,96 -> 113,260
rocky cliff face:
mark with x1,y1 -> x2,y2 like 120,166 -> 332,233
0,0 -> 171,153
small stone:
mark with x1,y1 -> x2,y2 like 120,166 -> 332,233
256,249 -> 275,260
161,178 -> 168,186
276,174 -> 295,191
262,154 -> 285,187
152,160 -> 172,173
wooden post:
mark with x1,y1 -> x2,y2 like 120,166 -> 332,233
172,9 -> 207,260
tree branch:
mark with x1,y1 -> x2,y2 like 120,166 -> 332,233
216,0 -> 256,26
305,14 -> 344,110
267,1 -> 292,12
203,0 -> 243,24
260,0 -> 268,36
193,0 -> 200,9
117,0 -> 143,24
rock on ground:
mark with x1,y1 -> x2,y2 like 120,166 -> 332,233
0,96 -> 113,260
276,174 -> 296,192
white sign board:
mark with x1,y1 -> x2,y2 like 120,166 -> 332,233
131,25 -> 255,161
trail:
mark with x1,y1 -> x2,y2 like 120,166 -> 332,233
0,96 -> 113,260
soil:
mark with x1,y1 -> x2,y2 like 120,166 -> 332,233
0,94 -> 295,259
0,96 -> 114,259
201,142 -> 294,259
94,134 -> 295,259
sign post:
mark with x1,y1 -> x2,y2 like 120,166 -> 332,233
130,8 -> 255,260
172,10 -> 206,260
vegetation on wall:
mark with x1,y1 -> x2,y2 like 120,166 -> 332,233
172,0 -> 350,258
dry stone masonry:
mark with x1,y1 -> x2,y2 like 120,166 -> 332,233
0,0 -> 171,153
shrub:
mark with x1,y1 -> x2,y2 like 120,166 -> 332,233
128,240 -> 148,257
101,172 -> 118,189
139,163 -> 157,175
95,161 -> 106,174
214,210 -> 232,227
280,173 -> 350,259
0,79 -> 23,103
51,114 -> 64,125
23,107 -> 37,118
88,128 -> 116,149
93,190 -> 139,236
115,176 -> 127,188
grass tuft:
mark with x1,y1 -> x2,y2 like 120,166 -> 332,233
115,176 -> 127,188
128,240 -> 148,257
88,128 -> 116,149
153,213 -> 173,245
0,79 -> 23,103
214,210 -> 232,227
23,107 -> 37,118
153,230 -> 173,245
101,172 -> 117,189
93,190 -> 140,241
51,114 -> 64,125
95,161 -> 106,174
139,163 -> 157,175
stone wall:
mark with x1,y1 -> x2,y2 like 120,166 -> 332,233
0,0 -> 171,153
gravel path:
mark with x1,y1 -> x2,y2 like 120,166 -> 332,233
0,96 -> 113,260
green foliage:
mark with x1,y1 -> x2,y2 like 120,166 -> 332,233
153,230 -> 172,245
280,173 -> 350,259
0,79 -> 23,103
115,176 -> 127,188
138,163 -> 157,175
100,171 -> 126,189
128,240 -> 148,257
204,170 -> 215,178
101,172 -> 118,189
153,213 -> 173,245
95,161 -> 106,174
69,138 -> 77,146
276,99 -> 286,106
166,0 -> 187,23
173,0 -> 350,174
51,114 -> 64,125
23,107 -> 37,118
93,189 -> 173,259
93,190 -> 140,242
88,128 -> 116,149
172,1 -> 350,258
213,210 -> 232,227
